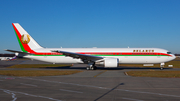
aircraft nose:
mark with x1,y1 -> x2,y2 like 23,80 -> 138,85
171,54 -> 176,60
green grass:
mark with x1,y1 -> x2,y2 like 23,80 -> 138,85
119,58 -> 180,68
0,70 -> 82,77
122,58 -> 180,78
165,60 -> 180,68
127,71 -> 180,78
7,64 -> 71,68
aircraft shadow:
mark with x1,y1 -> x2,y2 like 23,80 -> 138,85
44,66 -> 172,70
94,83 -> 124,101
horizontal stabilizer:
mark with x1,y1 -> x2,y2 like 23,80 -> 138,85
5,49 -> 33,55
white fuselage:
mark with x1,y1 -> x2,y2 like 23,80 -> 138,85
22,48 -> 176,64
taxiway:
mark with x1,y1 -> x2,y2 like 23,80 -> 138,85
0,60 -> 180,101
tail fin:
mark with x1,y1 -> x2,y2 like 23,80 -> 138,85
12,23 -> 42,53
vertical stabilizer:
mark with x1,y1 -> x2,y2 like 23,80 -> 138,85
12,23 -> 42,53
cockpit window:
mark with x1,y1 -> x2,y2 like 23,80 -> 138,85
167,52 -> 172,54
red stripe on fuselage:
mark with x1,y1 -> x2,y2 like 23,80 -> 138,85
30,52 -> 171,57
78,52 -> 171,56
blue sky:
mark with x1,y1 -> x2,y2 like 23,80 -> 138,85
0,0 -> 180,53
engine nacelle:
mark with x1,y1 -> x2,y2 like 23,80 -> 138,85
96,58 -> 119,68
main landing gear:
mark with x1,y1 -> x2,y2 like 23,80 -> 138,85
86,63 -> 97,70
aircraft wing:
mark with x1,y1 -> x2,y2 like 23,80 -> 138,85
52,50 -> 103,61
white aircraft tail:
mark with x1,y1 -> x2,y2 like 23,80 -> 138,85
12,23 -> 43,53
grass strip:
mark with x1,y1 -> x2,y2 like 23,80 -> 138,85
119,60 -> 180,68
7,64 -> 71,68
0,70 -> 82,77
127,71 -> 180,78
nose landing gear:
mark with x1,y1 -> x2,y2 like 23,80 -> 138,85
160,63 -> 165,70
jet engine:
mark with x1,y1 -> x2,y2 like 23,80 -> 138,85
96,58 -> 119,68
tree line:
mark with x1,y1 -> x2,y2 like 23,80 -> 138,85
0,54 -> 15,57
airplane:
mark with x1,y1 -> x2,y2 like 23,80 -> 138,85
0,56 -> 16,61
0,57 -> 9,61
6,23 -> 176,70
9,56 -> 17,61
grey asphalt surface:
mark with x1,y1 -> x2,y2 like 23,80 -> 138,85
0,59 -> 180,101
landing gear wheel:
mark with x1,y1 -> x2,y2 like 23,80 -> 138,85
86,66 -> 90,70
91,66 -> 95,70
160,63 -> 164,70
86,65 -> 96,70
87,62 -> 96,70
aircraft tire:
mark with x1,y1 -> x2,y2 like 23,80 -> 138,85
86,66 -> 90,70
